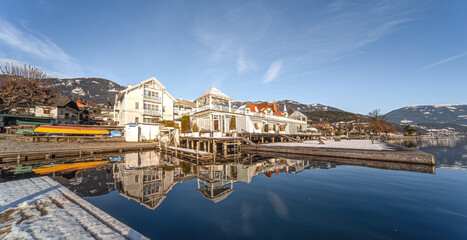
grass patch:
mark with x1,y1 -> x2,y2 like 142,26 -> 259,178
35,202 -> 49,216
16,211 -> 34,225
0,209 -> 16,224
51,198 -> 64,209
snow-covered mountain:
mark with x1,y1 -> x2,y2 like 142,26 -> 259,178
385,104 -> 467,126
50,77 -> 125,103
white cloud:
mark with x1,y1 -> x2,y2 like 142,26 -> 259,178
267,191 -> 288,219
420,51 -> 467,70
0,18 -> 80,76
262,60 -> 283,84
236,53 -> 257,74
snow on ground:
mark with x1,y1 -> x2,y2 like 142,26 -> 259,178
71,87 -> 85,96
266,139 -> 394,151
0,177 -> 147,240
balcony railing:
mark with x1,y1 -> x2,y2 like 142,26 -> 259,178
144,95 -> 161,102
143,110 -> 162,116
175,104 -> 307,124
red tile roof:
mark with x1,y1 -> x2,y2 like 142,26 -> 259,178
248,102 -> 284,116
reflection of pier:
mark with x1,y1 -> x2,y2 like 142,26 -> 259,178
111,147 -> 435,211
251,151 -> 435,174
180,137 -> 242,159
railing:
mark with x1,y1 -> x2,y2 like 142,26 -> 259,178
182,104 -> 306,124
143,110 -> 162,116
144,95 -> 161,102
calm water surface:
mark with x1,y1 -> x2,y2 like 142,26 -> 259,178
70,137 -> 466,239
4,138 -> 464,239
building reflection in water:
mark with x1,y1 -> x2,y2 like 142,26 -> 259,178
113,150 -> 435,210
113,151 -> 194,209
112,151 -> 335,209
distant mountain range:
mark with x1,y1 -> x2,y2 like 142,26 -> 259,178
385,104 -> 467,126
50,77 -> 125,103
47,77 -> 465,132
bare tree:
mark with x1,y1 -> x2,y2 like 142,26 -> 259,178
0,63 -> 56,114
368,109 -> 387,143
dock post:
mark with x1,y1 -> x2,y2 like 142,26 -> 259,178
213,140 -> 217,156
223,142 -> 227,157
196,142 -> 199,165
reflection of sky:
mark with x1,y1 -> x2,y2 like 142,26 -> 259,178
86,162 -> 467,239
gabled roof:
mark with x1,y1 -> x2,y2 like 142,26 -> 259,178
196,87 -> 232,101
290,111 -> 307,118
48,96 -> 78,110
175,99 -> 196,107
117,77 -> 176,101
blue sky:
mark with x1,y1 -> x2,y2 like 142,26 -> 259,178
0,0 -> 466,114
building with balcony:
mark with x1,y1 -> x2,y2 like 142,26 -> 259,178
174,99 -> 196,119
113,77 -> 176,125
179,86 -> 308,135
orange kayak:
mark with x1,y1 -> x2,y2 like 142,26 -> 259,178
34,126 -> 109,135
33,160 -> 109,175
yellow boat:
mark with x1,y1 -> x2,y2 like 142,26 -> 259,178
33,160 -> 109,175
34,126 -> 109,135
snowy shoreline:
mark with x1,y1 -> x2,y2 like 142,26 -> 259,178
0,176 -> 147,239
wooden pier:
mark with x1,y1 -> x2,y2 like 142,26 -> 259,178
180,136 -> 242,159
241,143 -> 435,165
156,145 -> 214,164
0,142 -> 158,169
240,133 -> 316,144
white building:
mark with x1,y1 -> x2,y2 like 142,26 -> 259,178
185,87 -> 308,135
114,77 -> 176,125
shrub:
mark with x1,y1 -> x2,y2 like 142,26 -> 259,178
181,115 -> 190,133
192,123 -> 199,132
230,116 -> 236,130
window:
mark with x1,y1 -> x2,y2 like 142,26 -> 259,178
135,175 -> 139,183
155,105 -> 159,110
135,117 -> 139,123
44,109 -> 50,114
156,92 -> 159,97
135,102 -> 139,109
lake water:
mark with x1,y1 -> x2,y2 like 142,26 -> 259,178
4,138 -> 467,239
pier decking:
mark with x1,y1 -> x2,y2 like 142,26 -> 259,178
0,142 -> 159,169
241,140 -> 435,165
180,136 -> 242,159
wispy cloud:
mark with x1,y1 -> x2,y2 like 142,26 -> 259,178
267,191 -> 288,219
0,18 -> 80,76
420,51 -> 467,70
193,0 -> 420,84
262,60 -> 283,84
236,53 -> 257,74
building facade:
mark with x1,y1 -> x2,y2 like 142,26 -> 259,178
183,87 -> 308,135
35,96 -> 79,125
114,77 -> 176,125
